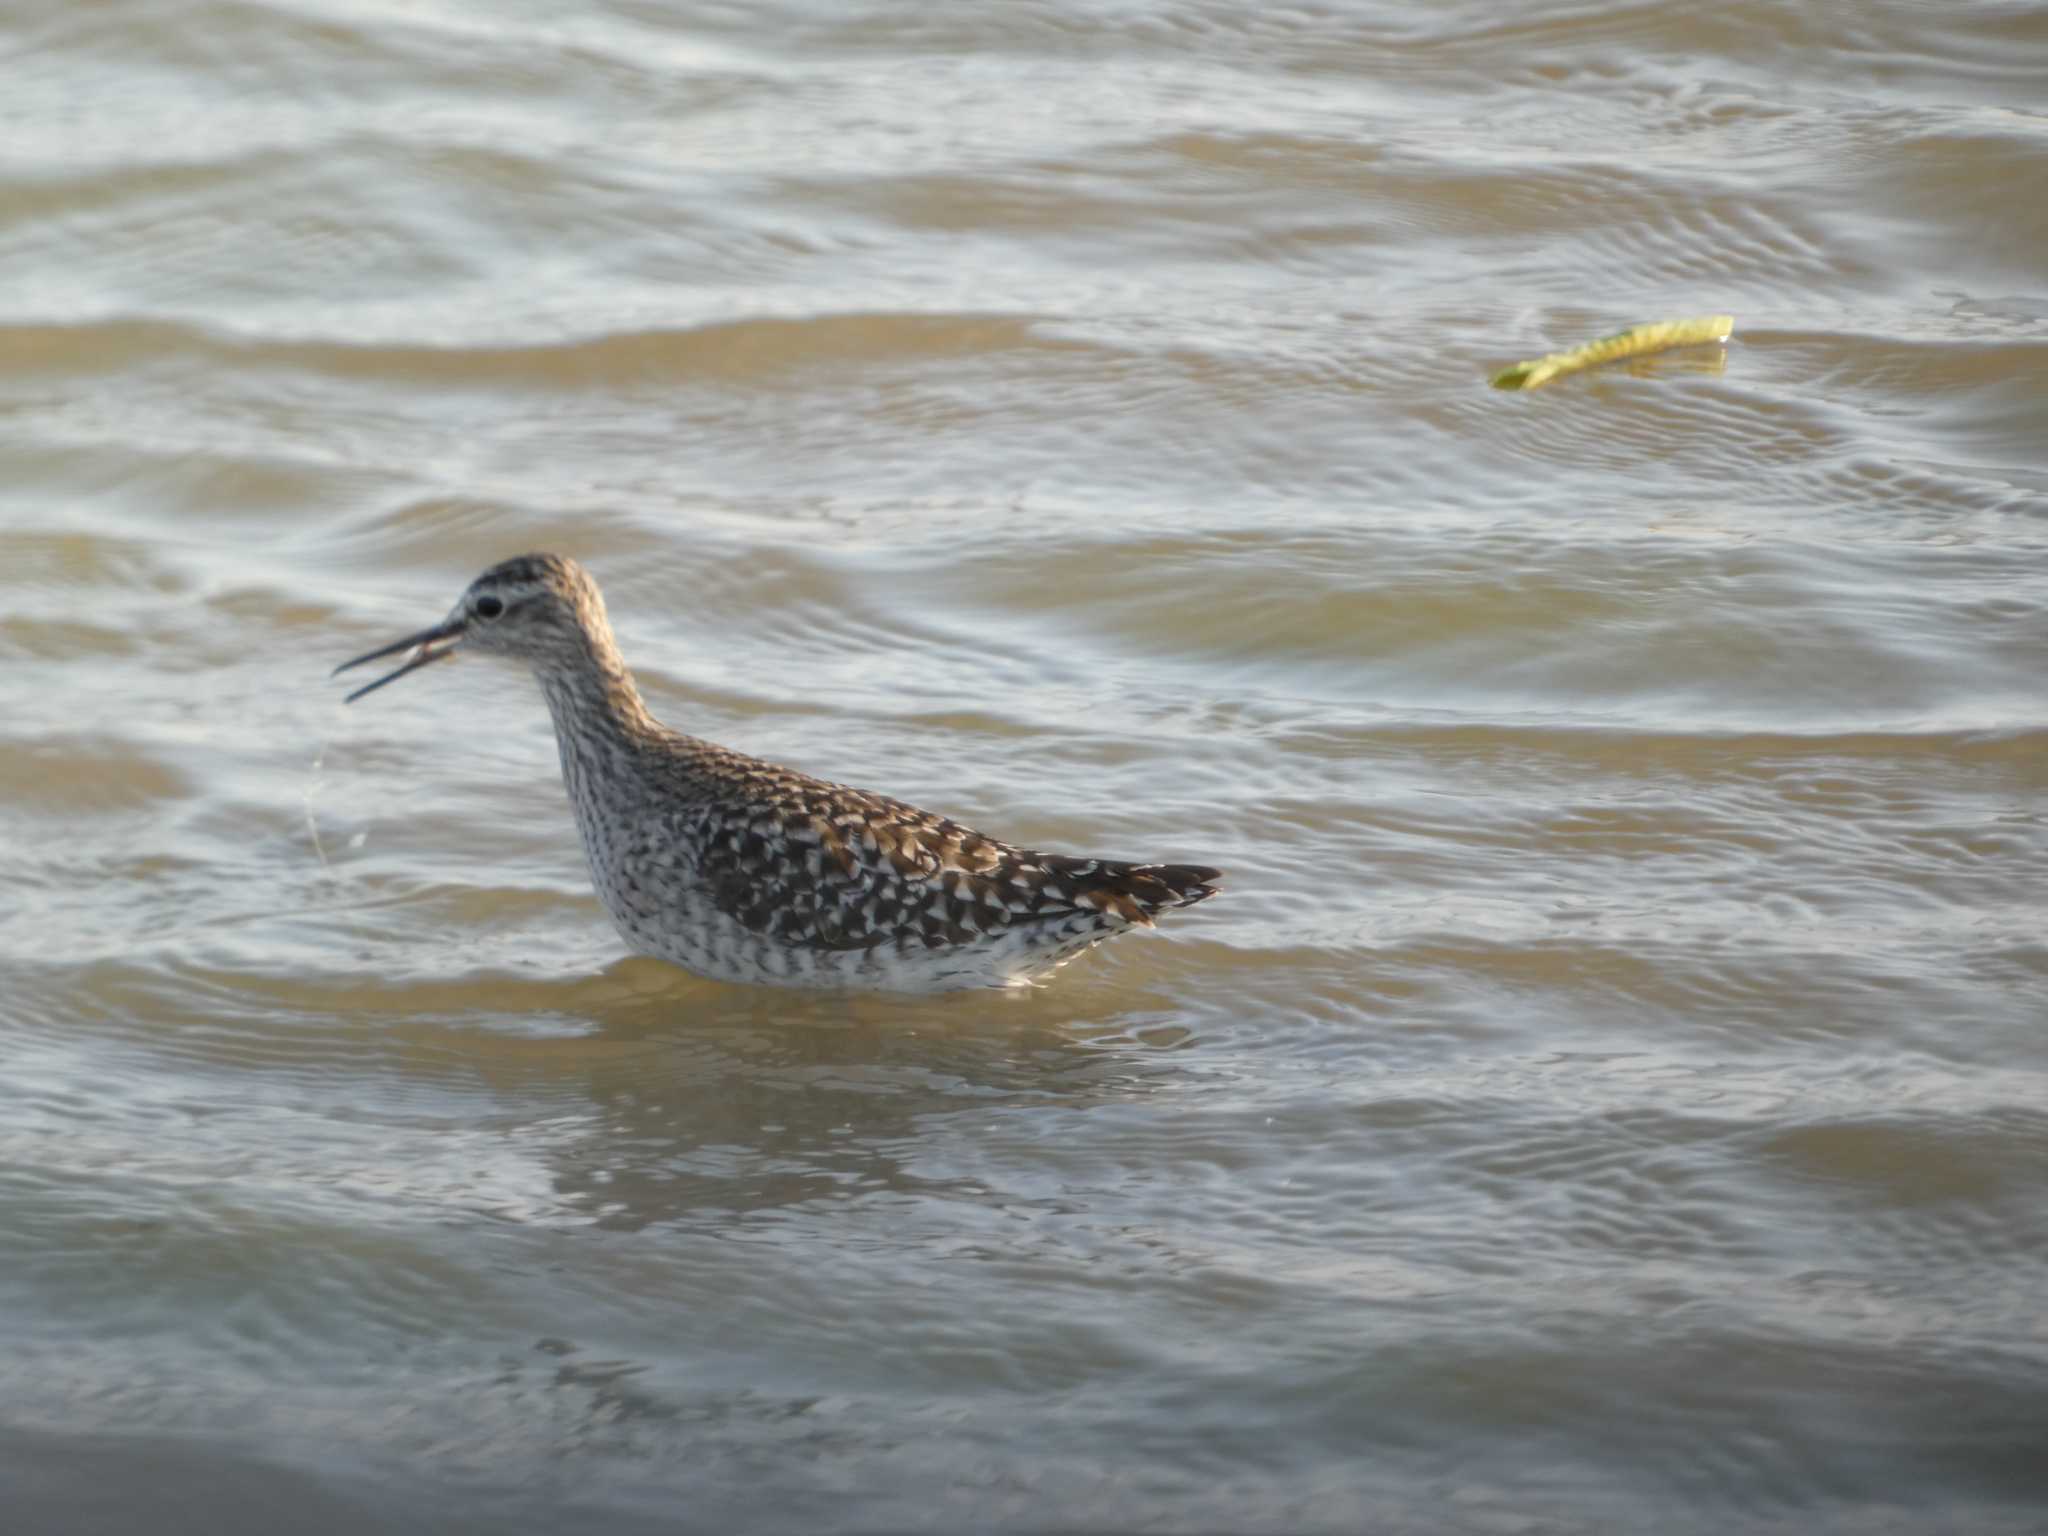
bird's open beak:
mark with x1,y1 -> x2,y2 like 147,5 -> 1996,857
332,616 -> 468,703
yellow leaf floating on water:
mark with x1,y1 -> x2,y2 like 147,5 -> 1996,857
1490,315 -> 1735,391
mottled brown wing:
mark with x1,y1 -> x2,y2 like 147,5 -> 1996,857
690,765 -> 1217,955
690,771 -> 1014,953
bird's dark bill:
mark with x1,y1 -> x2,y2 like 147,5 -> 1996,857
333,619 -> 466,703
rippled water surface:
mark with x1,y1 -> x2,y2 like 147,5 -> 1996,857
4,1 -> 2046,1531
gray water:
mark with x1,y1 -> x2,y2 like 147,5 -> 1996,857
3,1 -> 2046,1531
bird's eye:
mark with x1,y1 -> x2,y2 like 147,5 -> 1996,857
474,595 -> 504,619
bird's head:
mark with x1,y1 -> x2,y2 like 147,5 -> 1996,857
334,552 -> 610,700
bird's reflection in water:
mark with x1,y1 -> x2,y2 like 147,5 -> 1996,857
441,958 -> 1200,1236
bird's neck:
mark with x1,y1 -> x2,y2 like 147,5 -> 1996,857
535,626 -> 659,750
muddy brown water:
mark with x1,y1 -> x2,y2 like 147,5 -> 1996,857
3,2 -> 2045,1532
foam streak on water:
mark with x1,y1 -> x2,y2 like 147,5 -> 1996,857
2,1 -> 2046,1531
